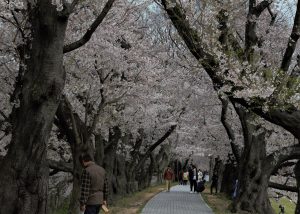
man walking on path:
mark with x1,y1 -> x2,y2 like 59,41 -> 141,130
79,154 -> 109,214
163,165 -> 174,192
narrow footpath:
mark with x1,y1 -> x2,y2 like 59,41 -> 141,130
141,185 -> 214,214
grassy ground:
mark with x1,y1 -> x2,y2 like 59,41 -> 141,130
52,199 -> 69,214
201,186 -> 232,214
54,183 -> 296,214
201,184 -> 296,214
108,184 -> 166,214
270,197 -> 296,214
53,183 -> 172,214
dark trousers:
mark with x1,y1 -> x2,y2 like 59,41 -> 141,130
84,205 -> 101,214
211,181 -> 218,194
190,180 -> 197,192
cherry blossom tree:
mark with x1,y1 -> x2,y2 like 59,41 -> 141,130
159,0 -> 300,213
0,0 -> 117,213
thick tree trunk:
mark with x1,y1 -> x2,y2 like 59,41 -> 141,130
56,96 -> 92,214
220,163 -> 238,197
68,145 -> 84,214
0,2 -> 68,214
233,109 -> 274,214
233,134 -> 273,213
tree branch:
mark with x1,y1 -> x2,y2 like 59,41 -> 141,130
272,161 -> 296,175
161,0 -> 300,140
48,159 -> 73,174
0,110 -> 8,121
267,6 -> 277,26
135,125 -> 177,171
63,0 -> 116,53
269,182 -> 298,192
220,95 -> 241,164
254,0 -> 273,17
265,144 -> 300,171
217,9 -> 244,61
281,0 -> 300,72
160,0 -> 221,87
55,95 -> 86,145
229,96 -> 300,140
245,0 -> 273,61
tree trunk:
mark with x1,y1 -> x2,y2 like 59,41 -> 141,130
233,110 -> 274,214
155,145 -> 171,185
103,127 -> 121,201
68,144 -> 84,214
209,155 -> 214,182
217,161 -> 225,194
295,160 -> 300,214
114,155 -> 128,196
95,134 -> 106,166
0,2 -> 68,214
233,134 -> 273,213
56,96 -> 92,214
220,163 -> 238,197
147,153 -> 155,187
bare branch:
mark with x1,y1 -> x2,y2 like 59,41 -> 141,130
0,133 -> 7,141
63,0 -> 116,53
0,110 -> 9,121
11,11 -> 25,39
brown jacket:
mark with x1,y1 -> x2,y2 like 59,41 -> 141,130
81,162 -> 107,205
163,167 -> 174,180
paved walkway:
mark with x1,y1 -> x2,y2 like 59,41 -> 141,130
141,185 -> 214,214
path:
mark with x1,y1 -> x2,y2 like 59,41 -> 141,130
141,185 -> 214,214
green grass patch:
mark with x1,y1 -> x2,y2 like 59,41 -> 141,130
201,187 -> 232,214
51,182 -> 174,214
109,183 -> 170,214
270,197 -> 296,214
52,198 -> 69,214
201,184 -> 296,214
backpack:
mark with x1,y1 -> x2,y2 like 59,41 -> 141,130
196,181 -> 205,192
